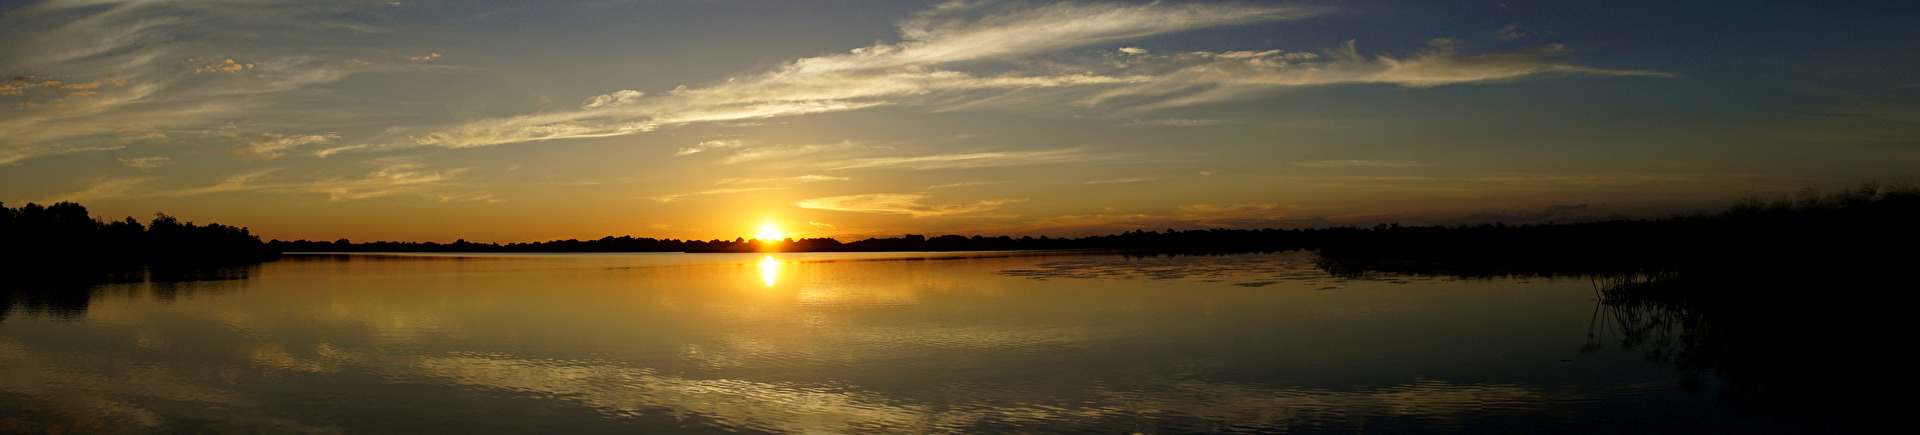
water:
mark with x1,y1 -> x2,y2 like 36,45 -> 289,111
0,251 -> 1824,433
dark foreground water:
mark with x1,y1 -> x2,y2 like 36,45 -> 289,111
0,252 -> 1847,433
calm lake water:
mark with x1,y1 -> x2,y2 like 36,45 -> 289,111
0,251 -> 1834,433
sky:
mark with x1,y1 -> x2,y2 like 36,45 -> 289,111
2,0 -> 1916,243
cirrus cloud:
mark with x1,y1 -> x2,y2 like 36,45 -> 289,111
795,193 -> 1025,218
409,2 -> 1659,150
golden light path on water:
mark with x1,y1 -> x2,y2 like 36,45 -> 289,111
759,255 -> 781,287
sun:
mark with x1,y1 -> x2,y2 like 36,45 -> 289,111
755,224 -> 787,242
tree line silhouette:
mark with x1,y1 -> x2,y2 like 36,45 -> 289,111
2,201 -> 273,322
1,201 -> 276,269
269,182 -> 1919,278
267,230 -> 1343,254
1313,181 -> 1919,277
13,182 -> 1913,275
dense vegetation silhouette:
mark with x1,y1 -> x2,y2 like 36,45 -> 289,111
1,201 -> 269,323
0,201 -> 275,281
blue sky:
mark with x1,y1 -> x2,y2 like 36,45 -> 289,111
2,0 -> 1915,241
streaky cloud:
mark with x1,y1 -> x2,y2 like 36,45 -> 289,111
409,2 -> 1325,148
0,1 -> 452,165
1123,118 -> 1238,127
151,169 -> 281,197
819,147 -> 1096,170
720,141 -> 861,165
37,176 -> 155,203
118,156 -> 171,169
232,133 -> 340,160
408,2 -> 1660,150
650,187 -> 789,203
795,193 -> 1025,217
1085,177 -> 1157,184
676,139 -> 746,156
716,175 -> 849,186
1080,40 -> 1672,111
926,181 -> 1009,190
1291,160 -> 1422,168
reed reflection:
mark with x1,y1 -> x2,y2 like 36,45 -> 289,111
1585,272 -> 1890,428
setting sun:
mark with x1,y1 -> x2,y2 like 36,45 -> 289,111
755,224 -> 787,242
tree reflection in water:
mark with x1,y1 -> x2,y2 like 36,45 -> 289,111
0,265 -> 257,324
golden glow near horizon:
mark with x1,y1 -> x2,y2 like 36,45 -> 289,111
759,255 -> 781,287
755,224 -> 788,242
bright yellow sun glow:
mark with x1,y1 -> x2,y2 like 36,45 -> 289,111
755,224 -> 787,242
759,255 -> 781,286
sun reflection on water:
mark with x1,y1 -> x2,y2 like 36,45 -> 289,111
758,255 -> 781,286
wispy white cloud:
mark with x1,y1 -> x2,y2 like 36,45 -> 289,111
0,1 -> 449,165
650,187 -> 788,203
434,192 -> 502,204
232,133 -> 340,159
409,2 -> 1325,148
314,143 -> 374,158
818,147 -> 1097,170
323,159 -> 469,201
0,76 -> 126,96
926,181 -> 1008,190
715,175 -> 849,186
1123,118 -> 1237,127
145,161 -> 491,203
117,156 -> 171,168
0,144 -> 122,166
1086,176 -> 1156,184
583,89 -> 644,110
1174,203 -> 1287,221
1496,25 -> 1528,41
674,139 -> 742,156
1079,40 -> 1670,111
409,2 -> 1658,150
794,193 -> 1024,217
958,202 -> 1330,235
152,169 -> 281,197
1290,160 -> 1422,168
38,176 -> 155,203
188,56 -> 257,74
720,141 -> 861,164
